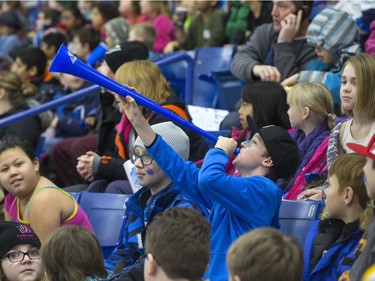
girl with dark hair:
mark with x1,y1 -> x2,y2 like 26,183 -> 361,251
0,137 -> 94,243
239,81 -> 291,129
60,5 -> 86,41
90,2 -> 119,35
229,81 -> 290,146
225,81 -> 291,175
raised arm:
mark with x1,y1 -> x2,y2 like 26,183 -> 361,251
119,96 -> 156,146
120,96 -> 213,209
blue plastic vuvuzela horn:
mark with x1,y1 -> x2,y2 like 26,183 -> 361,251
50,44 -> 240,154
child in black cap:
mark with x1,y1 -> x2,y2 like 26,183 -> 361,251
0,221 -> 45,281
118,95 -> 300,281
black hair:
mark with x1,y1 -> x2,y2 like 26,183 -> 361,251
41,8 -> 61,25
75,27 -> 101,52
63,5 -> 85,26
42,32 -> 68,51
0,137 -> 36,161
16,47 -> 47,77
241,81 -> 291,129
92,2 -> 119,21
293,1 -> 313,20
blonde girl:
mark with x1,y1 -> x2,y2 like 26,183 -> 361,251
338,53 -> 375,154
284,82 -> 334,199
1,138 -> 94,243
303,53 -> 375,200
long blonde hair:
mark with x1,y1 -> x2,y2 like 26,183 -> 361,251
287,82 -> 335,128
114,60 -> 170,104
341,53 -> 375,118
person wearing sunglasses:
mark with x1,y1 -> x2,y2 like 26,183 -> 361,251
0,221 -> 45,281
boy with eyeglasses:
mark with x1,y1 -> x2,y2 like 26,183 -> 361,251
105,121 -> 205,275
120,95 -> 300,281
0,221 -> 44,281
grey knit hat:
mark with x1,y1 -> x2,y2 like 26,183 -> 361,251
307,8 -> 360,55
104,17 -> 130,46
134,122 -> 190,160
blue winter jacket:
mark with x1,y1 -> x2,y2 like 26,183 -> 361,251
53,82 -> 100,138
105,183 -> 203,270
147,135 -> 283,281
303,219 -> 363,281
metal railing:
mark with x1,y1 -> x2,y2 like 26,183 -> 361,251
154,52 -> 194,104
0,52 -> 194,128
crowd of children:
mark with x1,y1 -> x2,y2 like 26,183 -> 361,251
0,1 -> 375,281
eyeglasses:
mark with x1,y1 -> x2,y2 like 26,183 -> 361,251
241,139 -> 255,148
1,249 -> 40,263
129,152 -> 153,167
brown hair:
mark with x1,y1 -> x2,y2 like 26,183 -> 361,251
341,53 -> 375,117
329,153 -> 372,229
0,71 -> 36,105
227,228 -> 303,281
329,153 -> 368,209
145,208 -> 211,280
41,226 -> 107,281
114,60 -> 170,104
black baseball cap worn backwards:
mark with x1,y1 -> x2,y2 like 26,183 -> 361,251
247,115 -> 300,179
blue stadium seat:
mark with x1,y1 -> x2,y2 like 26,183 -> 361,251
157,46 -> 244,111
156,50 -> 195,100
79,192 -> 131,258
35,136 -> 45,160
193,46 -> 237,108
209,69 -> 245,111
68,192 -> 81,203
279,199 -> 325,246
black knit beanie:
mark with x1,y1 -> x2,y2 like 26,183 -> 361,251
104,41 -> 149,73
0,221 -> 41,258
